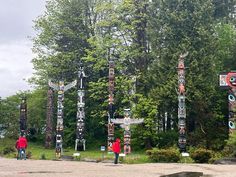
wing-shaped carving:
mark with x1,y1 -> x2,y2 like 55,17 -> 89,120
48,80 -> 59,90
64,80 -> 77,91
111,118 -> 124,124
129,118 -> 144,124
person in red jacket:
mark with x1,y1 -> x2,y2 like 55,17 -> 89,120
18,135 -> 28,160
112,138 -> 121,164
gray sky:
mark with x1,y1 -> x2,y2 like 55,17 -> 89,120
0,0 -> 46,98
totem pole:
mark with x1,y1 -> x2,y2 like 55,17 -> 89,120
111,108 -> 143,154
177,53 -> 188,152
219,71 -> 236,134
45,88 -> 54,148
49,80 -> 77,158
107,60 -> 115,153
19,97 -> 27,135
75,65 -> 86,151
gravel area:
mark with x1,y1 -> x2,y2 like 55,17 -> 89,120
0,157 -> 235,177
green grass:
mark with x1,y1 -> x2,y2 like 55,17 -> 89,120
0,138 -> 150,163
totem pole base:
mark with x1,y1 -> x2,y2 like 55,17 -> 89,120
75,139 -> 86,151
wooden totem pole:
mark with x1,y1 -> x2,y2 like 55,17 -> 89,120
75,65 -> 86,151
45,88 -> 54,148
177,53 -> 188,152
49,80 -> 77,158
19,97 -> 27,135
111,108 -> 143,154
107,60 -> 115,153
219,71 -> 236,134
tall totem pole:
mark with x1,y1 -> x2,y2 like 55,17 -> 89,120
107,60 -> 115,153
49,80 -> 77,158
219,71 -> 236,134
177,53 -> 188,152
111,108 -> 143,154
75,65 -> 86,151
19,97 -> 27,135
45,88 -> 54,148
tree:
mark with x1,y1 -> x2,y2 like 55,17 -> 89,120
147,0 -> 232,149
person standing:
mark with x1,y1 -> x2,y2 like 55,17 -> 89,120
112,138 -> 121,164
18,135 -> 28,160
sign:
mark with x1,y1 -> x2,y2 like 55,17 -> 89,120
181,152 -> 189,157
101,146 -> 106,151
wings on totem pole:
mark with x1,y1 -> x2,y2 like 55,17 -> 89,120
111,118 -> 144,125
48,80 -> 59,90
179,52 -> 189,59
64,80 -> 77,91
110,118 -> 124,124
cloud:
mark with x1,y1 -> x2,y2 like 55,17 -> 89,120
0,40 -> 35,98
0,0 -> 46,43
0,0 -> 46,98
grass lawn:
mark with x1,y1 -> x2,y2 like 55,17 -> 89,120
0,138 -> 151,164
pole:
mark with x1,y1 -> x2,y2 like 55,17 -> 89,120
177,53 -> 188,152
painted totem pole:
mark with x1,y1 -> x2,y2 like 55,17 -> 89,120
75,65 -> 86,151
219,72 -> 236,134
19,97 -> 27,135
45,88 -> 54,148
49,80 -> 77,158
111,108 -> 143,154
177,53 -> 188,152
107,60 -> 115,153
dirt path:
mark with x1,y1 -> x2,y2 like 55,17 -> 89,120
0,157 -> 235,177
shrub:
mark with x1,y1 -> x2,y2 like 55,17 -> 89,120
2,146 -> 15,155
26,151 -> 32,159
190,148 -> 213,163
146,147 -> 180,162
40,153 -> 46,160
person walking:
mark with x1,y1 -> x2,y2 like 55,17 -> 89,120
112,138 -> 121,164
18,135 -> 28,160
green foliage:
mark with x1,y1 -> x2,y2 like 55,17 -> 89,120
40,153 -> 46,160
2,0 -> 235,154
190,148 -> 213,163
146,147 -> 180,162
2,146 -> 16,155
156,131 -> 178,148
223,132 -> 236,157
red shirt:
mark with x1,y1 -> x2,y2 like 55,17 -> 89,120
18,137 -> 28,148
112,140 -> 121,153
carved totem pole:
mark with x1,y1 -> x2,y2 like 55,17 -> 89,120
75,65 -> 86,151
19,97 -> 27,135
49,80 -> 77,158
111,108 -> 143,154
177,53 -> 188,152
219,71 -> 236,134
107,60 -> 115,153
45,88 -> 54,148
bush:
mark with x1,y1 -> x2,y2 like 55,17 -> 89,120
26,151 -> 32,159
40,153 -> 46,160
2,146 -> 15,155
146,147 -> 180,162
190,148 -> 213,163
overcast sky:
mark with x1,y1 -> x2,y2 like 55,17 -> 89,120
0,0 -> 46,98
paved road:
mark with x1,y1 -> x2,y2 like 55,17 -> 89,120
0,157 -> 235,177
